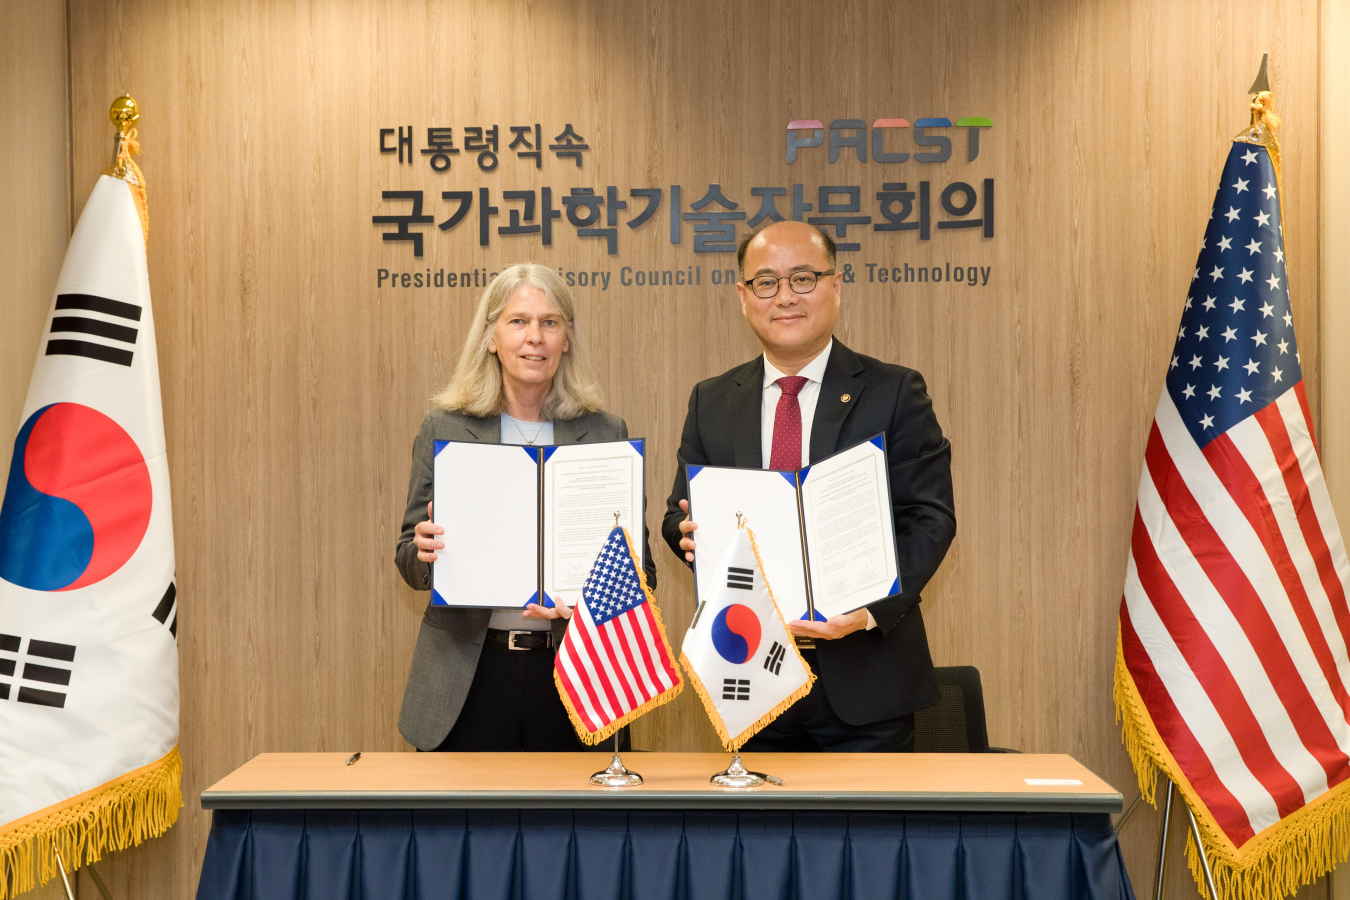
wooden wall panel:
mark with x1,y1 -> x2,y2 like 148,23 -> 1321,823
1,0 -> 68,503
3,7 -> 72,898
43,0 -> 1330,896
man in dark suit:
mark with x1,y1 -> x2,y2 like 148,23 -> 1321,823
663,220 -> 955,752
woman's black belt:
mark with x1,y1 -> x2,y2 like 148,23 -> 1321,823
486,628 -> 554,650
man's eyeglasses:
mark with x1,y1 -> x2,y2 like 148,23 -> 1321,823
743,270 -> 835,299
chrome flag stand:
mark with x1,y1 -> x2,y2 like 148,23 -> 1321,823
590,732 -> 642,787
710,751 -> 767,788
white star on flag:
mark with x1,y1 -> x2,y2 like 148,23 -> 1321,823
1237,268 -> 1254,283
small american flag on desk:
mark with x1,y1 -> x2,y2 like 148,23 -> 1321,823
1116,92 -> 1350,899
554,526 -> 682,743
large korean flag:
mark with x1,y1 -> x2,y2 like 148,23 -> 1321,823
680,526 -> 813,750
0,175 -> 180,897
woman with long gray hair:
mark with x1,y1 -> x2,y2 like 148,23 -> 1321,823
393,263 -> 653,751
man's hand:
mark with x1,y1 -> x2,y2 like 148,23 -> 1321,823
678,499 -> 698,562
788,609 -> 869,641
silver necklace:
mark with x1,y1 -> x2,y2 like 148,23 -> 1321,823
515,419 -> 547,445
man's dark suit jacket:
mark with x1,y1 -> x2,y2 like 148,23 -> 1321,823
662,340 -> 955,726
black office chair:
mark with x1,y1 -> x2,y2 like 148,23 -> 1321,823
912,665 -> 1018,753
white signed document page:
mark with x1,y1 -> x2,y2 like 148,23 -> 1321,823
431,441 -> 539,608
686,466 -> 811,621
542,440 -> 645,609
799,437 -> 899,617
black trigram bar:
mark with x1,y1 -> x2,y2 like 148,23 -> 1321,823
763,641 -> 785,675
55,293 -> 142,321
152,582 -> 177,624
0,684 -> 9,701
17,686 -> 65,708
170,615 -> 177,638
721,678 -> 751,701
727,566 -> 754,590
27,640 -> 76,662
0,659 -> 13,677
50,315 -> 138,344
0,633 -> 17,652
46,339 -> 133,367
23,663 -> 71,686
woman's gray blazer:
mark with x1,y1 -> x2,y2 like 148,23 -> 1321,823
394,407 -> 655,750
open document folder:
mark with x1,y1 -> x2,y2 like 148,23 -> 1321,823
432,438 -> 645,609
687,435 -> 900,621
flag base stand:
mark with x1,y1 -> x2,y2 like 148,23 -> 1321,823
590,754 -> 643,786
710,754 -> 767,788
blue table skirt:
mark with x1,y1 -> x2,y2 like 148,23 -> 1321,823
196,809 -> 1135,900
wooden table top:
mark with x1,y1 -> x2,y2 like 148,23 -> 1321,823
200,752 -> 1123,813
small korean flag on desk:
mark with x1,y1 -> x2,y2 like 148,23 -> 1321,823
680,526 -> 813,750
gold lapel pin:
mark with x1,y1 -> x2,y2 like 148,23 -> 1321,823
840,393 -> 851,403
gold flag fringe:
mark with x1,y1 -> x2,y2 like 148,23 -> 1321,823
0,746 -> 182,899
1115,630 -> 1350,899
681,526 -> 817,751
554,528 -> 684,745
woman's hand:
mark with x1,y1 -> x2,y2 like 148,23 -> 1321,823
414,501 -> 445,563
524,600 -> 573,620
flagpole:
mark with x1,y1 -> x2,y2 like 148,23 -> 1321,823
50,843 -> 75,900
1187,806 -> 1220,899
1153,779 -> 1175,900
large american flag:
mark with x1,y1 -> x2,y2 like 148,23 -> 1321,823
554,527 -> 682,743
1118,133 -> 1350,896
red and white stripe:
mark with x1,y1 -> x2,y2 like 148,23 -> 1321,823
1123,382 -> 1350,847
555,595 -> 680,735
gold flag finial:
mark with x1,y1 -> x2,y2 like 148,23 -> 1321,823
102,94 -> 149,241
1234,55 -> 1281,179
109,94 -> 139,134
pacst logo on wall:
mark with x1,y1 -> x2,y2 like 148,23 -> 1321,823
372,116 -> 995,291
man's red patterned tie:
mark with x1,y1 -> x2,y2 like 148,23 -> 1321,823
769,376 -> 809,471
